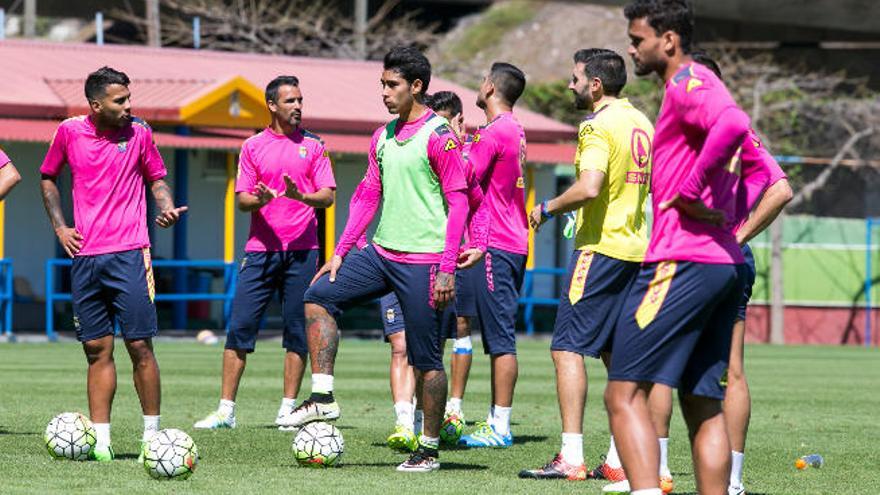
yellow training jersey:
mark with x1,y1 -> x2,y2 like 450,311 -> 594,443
573,98 -> 653,262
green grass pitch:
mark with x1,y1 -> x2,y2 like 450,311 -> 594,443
0,339 -> 878,494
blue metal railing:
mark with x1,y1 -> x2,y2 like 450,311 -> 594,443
518,267 -> 566,336
45,258 -> 237,341
0,259 -> 12,337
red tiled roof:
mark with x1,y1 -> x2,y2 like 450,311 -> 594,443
0,118 -> 576,164
0,40 -> 575,142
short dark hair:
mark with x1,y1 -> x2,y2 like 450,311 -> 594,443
383,46 -> 431,95
624,0 -> 695,53
690,50 -> 722,79
84,66 -> 130,102
573,49 -> 627,96
489,62 -> 526,106
265,75 -> 300,103
426,91 -> 463,116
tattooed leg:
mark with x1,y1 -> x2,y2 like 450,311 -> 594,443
305,303 -> 339,375
417,369 -> 448,438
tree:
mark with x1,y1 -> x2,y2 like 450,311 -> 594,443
706,49 -> 879,343
112,0 -> 438,60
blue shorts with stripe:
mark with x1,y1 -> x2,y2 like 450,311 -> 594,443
225,250 -> 319,354
551,250 -> 640,358
736,244 -> 757,322
608,261 -> 747,400
71,248 -> 158,342
304,245 -> 452,371
467,248 -> 527,356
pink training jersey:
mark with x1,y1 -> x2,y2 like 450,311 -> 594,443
335,110 -> 471,273
40,115 -> 167,256
467,112 -> 529,254
646,62 -> 751,264
0,149 -> 9,168
236,127 -> 336,252
732,129 -> 787,232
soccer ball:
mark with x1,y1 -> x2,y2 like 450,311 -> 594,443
44,412 -> 96,460
141,428 -> 199,480
440,414 -> 464,445
292,421 -> 344,468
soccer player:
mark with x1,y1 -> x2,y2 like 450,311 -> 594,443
690,50 -> 794,495
427,90 -> 476,427
378,90 -> 476,451
604,2 -> 753,494
39,67 -> 187,461
0,148 -> 22,200
517,48 -> 654,481
457,62 -> 529,449
291,46 -> 477,472
194,75 -> 336,431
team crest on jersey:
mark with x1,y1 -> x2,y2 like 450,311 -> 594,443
385,308 -> 396,323
444,138 -> 458,152
516,177 -> 525,189
117,138 -> 128,153
686,78 -> 703,93
581,124 -> 594,136
631,128 -> 651,169
472,133 -> 481,143
299,145 -> 308,158
635,261 -> 677,329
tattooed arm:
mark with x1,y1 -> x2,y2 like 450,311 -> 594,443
149,179 -> 188,228
40,174 -> 82,258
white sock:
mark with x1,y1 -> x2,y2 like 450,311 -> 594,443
606,435 -> 622,468
394,401 -> 414,430
730,450 -> 745,487
278,397 -> 296,416
142,415 -> 160,442
491,405 -> 512,436
413,409 -> 424,435
94,423 -> 111,449
311,373 -> 334,394
560,432 -> 584,465
446,397 -> 462,414
485,405 -> 495,425
659,437 -> 669,475
631,490 -> 663,495
218,399 -> 235,417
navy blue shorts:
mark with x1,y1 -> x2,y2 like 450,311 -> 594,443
468,248 -> 527,356
71,248 -> 158,342
379,291 -> 458,340
551,251 -> 641,358
380,293 -> 405,338
608,261 -> 746,400
736,244 -> 757,322
304,245 -> 451,371
454,267 -> 478,317
226,250 -> 319,354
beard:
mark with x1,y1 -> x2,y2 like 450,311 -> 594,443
573,92 -> 592,110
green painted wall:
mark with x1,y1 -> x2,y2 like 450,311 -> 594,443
748,215 -> 876,306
